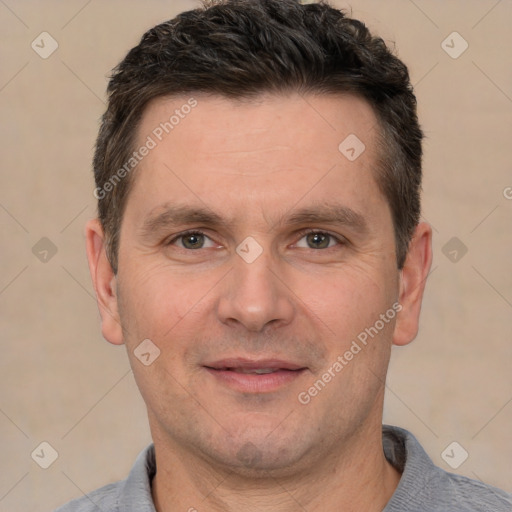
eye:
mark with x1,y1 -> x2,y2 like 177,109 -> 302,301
168,230 -> 217,250
295,230 -> 343,250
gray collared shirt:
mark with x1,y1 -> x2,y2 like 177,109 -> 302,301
54,425 -> 512,511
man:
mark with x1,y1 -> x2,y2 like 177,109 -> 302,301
56,0 -> 512,510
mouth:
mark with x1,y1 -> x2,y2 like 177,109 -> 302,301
216,367 -> 289,374
203,358 -> 307,393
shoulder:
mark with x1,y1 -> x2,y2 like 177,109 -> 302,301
438,470 -> 512,511
383,425 -> 512,512
53,444 -> 156,512
53,481 -> 121,512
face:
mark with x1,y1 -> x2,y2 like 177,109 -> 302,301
90,93 -> 428,476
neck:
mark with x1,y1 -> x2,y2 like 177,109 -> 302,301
151,423 -> 401,512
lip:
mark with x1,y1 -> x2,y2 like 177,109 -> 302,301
205,358 -> 305,371
204,358 -> 307,393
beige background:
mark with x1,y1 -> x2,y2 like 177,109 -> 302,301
1,0 -> 511,510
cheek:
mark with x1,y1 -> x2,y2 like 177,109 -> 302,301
117,260 -> 221,340
295,263 -> 397,342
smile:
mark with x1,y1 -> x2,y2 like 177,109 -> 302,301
204,358 -> 307,393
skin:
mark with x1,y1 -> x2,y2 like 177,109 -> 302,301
86,93 -> 432,512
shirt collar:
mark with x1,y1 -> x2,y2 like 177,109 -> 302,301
118,443 -> 157,511
118,426 -> 431,511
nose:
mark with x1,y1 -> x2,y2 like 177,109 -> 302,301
216,244 -> 295,332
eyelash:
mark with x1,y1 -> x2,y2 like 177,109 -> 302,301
166,228 -> 346,250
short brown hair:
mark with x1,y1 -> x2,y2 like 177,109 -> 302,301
94,0 -> 423,272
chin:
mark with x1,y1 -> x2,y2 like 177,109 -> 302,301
203,425 -> 313,477
213,445 -> 305,477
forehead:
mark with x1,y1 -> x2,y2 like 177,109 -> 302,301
125,92 -> 388,228
138,92 -> 378,159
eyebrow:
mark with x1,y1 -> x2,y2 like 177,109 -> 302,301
280,204 -> 368,234
138,202 -> 368,239
139,204 -> 225,238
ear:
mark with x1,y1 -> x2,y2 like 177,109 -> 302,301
393,222 -> 432,347
85,218 -> 124,345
